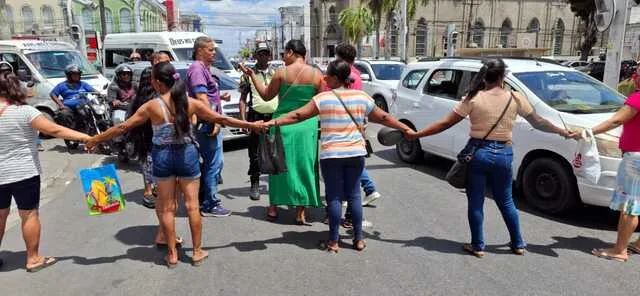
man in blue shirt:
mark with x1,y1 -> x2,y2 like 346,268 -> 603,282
49,64 -> 96,110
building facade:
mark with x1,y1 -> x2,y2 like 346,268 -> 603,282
279,6 -> 305,54
310,0 -> 584,58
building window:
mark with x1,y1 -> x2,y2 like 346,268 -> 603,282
471,18 -> 484,47
41,6 -> 54,27
105,9 -> 113,33
526,18 -> 540,47
329,6 -> 336,23
82,8 -> 94,32
21,5 -> 33,34
553,19 -> 565,55
120,8 -> 132,32
499,18 -> 513,48
6,6 -> 15,34
415,18 -> 427,56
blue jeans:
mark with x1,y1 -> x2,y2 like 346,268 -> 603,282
343,169 -> 376,220
197,130 -> 224,211
320,157 -> 365,242
466,139 -> 525,251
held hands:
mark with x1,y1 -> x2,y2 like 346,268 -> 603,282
560,129 -> 582,140
250,120 -> 270,133
84,136 -> 99,153
404,129 -> 419,141
221,92 -> 231,102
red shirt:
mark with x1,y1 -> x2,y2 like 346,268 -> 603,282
620,92 -> 640,152
321,65 -> 364,91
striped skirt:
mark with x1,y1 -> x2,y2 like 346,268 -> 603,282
610,152 -> 640,216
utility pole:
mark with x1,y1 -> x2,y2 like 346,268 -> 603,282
399,0 -> 408,62
98,0 -> 107,42
603,0 -> 630,88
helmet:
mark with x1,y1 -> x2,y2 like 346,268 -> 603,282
65,64 -> 82,76
0,61 -> 13,73
129,52 -> 142,61
115,64 -> 133,76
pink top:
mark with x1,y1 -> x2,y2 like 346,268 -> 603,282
620,92 -> 640,152
321,65 -> 364,91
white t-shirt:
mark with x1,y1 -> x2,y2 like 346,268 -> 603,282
0,104 -> 42,185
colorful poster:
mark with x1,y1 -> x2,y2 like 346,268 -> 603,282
79,164 -> 125,216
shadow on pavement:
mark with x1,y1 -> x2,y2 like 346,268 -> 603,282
48,144 -> 85,155
196,230 -> 327,252
233,206 -> 327,226
223,137 -> 248,152
372,148 -> 450,181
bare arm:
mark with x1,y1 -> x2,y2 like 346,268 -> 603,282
414,111 -> 465,138
368,107 -> 414,133
191,99 -> 260,130
195,93 -> 209,107
239,64 -> 280,101
50,95 -> 64,109
270,101 -> 319,126
593,105 -> 638,135
239,91 -> 248,121
31,115 -> 90,142
524,112 -> 571,137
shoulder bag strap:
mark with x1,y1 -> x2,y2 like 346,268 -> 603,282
332,89 -> 366,139
482,92 -> 514,141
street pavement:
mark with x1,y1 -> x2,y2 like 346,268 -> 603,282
1,131 -> 640,296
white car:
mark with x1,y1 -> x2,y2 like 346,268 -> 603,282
354,60 -> 406,112
392,57 -> 624,214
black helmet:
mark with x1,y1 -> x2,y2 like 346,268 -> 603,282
65,64 -> 82,76
0,61 -> 13,73
115,64 -> 133,76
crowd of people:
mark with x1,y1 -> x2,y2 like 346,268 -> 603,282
1,37 -> 640,271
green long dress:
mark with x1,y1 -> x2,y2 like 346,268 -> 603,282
268,77 -> 321,207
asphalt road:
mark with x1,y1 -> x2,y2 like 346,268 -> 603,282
1,132 -> 639,296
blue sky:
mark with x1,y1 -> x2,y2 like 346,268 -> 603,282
178,0 -> 300,57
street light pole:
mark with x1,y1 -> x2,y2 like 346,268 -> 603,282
400,0 -> 408,62
98,0 -> 107,42
603,0 -> 630,88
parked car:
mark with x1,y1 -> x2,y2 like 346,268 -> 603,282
353,60 -> 406,112
576,60 -> 637,82
128,61 -> 247,142
561,61 -> 589,68
392,57 -> 625,215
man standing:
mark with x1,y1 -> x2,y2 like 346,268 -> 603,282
187,36 -> 231,217
239,44 -> 278,200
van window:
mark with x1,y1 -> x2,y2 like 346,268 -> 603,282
423,69 -> 464,101
105,49 -> 133,68
402,70 -> 427,89
0,53 -> 31,79
26,51 -> 99,79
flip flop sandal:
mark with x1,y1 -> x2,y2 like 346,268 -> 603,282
165,256 -> 178,269
26,257 -> 57,273
592,248 -> 628,262
463,243 -> 485,258
156,236 -> 184,248
266,213 -> 278,222
628,244 -> 640,254
192,253 -> 209,267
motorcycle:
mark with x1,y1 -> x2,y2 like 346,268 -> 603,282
55,92 -> 113,153
111,102 -> 136,163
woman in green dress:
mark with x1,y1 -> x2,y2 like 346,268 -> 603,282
239,40 -> 323,224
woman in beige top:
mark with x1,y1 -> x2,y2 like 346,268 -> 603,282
409,59 -> 577,258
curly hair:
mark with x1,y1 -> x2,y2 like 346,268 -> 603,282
0,71 -> 27,104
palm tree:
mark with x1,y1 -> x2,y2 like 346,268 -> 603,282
382,0 -> 429,58
338,4 -> 375,52
365,0 -> 385,58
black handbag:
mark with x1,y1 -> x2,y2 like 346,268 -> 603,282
332,90 -> 373,158
258,125 -> 288,175
446,93 -> 514,189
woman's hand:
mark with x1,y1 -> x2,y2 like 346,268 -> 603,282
559,129 -> 581,140
404,129 -> 419,141
250,120 -> 269,133
238,63 -> 254,76
85,136 -> 100,152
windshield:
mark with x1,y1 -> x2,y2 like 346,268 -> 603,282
26,51 -> 99,79
371,64 -> 405,80
514,71 -> 625,114
172,48 -> 234,71
175,68 -> 238,91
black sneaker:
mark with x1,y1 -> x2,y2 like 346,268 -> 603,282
249,182 -> 260,201
142,195 -> 155,209
200,206 -> 231,217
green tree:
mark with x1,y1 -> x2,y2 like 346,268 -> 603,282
365,0 -> 386,58
339,4 -> 375,47
382,0 -> 428,58
239,48 -> 252,59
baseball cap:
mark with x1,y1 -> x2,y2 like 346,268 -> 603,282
255,42 -> 271,54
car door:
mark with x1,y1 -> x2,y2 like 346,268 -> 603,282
417,68 -> 465,157
354,62 -> 374,94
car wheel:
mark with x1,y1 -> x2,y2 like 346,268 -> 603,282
373,96 -> 389,112
521,157 -> 578,214
37,108 -> 55,139
396,136 -> 422,163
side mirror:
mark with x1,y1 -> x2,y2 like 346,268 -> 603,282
360,73 -> 371,81
103,83 -> 109,90
17,69 -> 31,82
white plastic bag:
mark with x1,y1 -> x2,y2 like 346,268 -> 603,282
572,129 -> 601,184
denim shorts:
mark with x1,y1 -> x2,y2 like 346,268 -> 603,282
151,143 -> 201,181
0,175 -> 41,210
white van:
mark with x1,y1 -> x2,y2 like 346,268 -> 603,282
0,40 -> 110,121
392,57 -> 624,215
103,32 -> 240,81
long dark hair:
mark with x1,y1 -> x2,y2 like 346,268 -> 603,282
465,58 -> 507,100
130,67 -> 154,159
152,62 -> 190,138
285,40 -> 306,57
0,71 -> 27,104
327,59 -> 354,88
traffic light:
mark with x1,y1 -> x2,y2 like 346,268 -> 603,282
442,35 -> 448,56
70,25 -> 81,41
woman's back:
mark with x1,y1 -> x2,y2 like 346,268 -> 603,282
146,97 -> 192,145
0,104 -> 42,185
276,64 -> 320,115
455,89 -> 534,142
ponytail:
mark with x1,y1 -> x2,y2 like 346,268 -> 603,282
465,64 -> 487,101
465,58 -> 507,101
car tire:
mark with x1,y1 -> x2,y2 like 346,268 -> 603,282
37,108 -> 55,139
373,96 -> 389,112
521,157 -> 578,215
396,136 -> 423,163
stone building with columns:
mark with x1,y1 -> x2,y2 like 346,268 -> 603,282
310,0 -> 586,58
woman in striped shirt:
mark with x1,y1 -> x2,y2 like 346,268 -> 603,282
265,60 -> 415,253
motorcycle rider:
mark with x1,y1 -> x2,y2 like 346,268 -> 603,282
106,64 -> 135,109
49,64 -> 97,127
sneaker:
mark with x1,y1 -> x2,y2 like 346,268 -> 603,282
201,206 -> 231,217
342,201 -> 348,207
362,192 -> 381,206
249,182 -> 260,201
142,195 -> 155,209
37,144 -> 45,152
